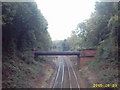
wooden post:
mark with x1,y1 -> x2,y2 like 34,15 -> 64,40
77,55 -> 80,70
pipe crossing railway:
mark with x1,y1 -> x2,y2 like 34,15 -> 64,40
34,51 -> 80,56
34,51 -> 95,57
33,50 -> 96,88
34,51 -> 95,70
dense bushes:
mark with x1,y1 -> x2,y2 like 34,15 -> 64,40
64,2 -> 119,85
2,2 -> 52,88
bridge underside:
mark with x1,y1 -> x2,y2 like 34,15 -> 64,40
35,51 -> 80,56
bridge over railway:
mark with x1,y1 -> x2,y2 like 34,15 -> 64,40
33,49 -> 96,88
33,49 -> 96,69
34,51 -> 80,56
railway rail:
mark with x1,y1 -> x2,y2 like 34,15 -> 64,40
51,56 -> 80,89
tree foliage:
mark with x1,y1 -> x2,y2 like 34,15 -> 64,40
2,2 -> 52,88
72,2 -> 119,84
69,2 -> 119,62
2,2 -> 52,56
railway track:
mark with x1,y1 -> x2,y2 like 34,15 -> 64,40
52,57 -> 64,88
51,56 -> 80,89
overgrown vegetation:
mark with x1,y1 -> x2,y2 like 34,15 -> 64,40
56,2 -> 119,85
2,2 -> 52,88
76,2 -> 119,85
2,1 -> 119,88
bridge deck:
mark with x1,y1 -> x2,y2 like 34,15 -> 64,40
35,51 -> 80,56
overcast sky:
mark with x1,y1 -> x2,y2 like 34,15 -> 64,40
35,0 -> 97,41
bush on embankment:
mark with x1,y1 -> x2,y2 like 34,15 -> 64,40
2,2 -> 52,88
65,2 -> 119,86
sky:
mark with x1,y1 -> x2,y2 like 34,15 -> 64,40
35,0 -> 97,41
